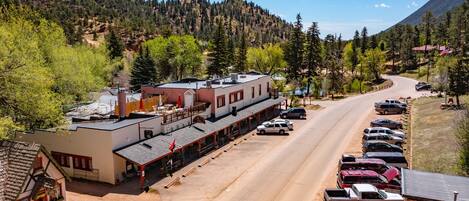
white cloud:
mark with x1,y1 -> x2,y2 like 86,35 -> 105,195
407,1 -> 419,9
374,3 -> 391,8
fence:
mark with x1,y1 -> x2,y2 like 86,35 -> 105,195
114,95 -> 167,116
162,103 -> 208,125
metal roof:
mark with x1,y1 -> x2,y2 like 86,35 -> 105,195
157,74 -> 267,89
401,169 -> 469,201
114,97 -> 285,165
67,116 -> 158,131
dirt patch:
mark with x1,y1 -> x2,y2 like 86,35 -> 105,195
410,97 -> 465,175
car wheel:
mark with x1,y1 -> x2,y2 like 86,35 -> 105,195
279,130 -> 285,135
259,130 -> 266,135
383,110 -> 388,115
281,114 -> 287,119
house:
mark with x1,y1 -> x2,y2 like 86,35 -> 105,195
401,168 -> 469,201
0,141 -> 69,201
16,74 -> 285,187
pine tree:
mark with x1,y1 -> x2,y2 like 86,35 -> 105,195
324,34 -> 342,100
422,11 -> 434,82
235,30 -> 248,73
304,22 -> 322,96
387,29 -> 398,73
226,19 -> 235,67
351,30 -> 360,75
106,29 -> 124,60
130,48 -> 157,91
370,35 -> 378,49
448,60 -> 469,106
285,13 -> 304,82
360,27 -> 368,54
207,20 -> 228,77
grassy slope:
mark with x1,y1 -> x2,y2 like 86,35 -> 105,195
411,96 -> 467,175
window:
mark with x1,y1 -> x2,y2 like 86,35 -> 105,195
252,87 -> 255,98
267,82 -> 270,93
73,155 -> 92,171
259,84 -> 262,96
217,95 -> 226,108
229,90 -> 244,104
52,151 -> 70,168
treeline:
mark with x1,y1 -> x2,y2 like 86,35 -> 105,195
1,0 -> 292,48
0,7 -> 118,137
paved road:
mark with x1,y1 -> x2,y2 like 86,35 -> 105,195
213,76 -> 423,201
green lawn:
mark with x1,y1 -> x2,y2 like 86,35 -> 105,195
411,96 -> 467,175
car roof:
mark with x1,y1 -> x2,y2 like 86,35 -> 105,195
364,152 -> 405,157
353,184 -> 378,192
367,127 -> 391,130
365,133 -> 389,137
340,170 -> 379,177
365,140 -> 392,145
343,158 -> 387,165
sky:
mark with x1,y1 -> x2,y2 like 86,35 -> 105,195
246,0 -> 429,39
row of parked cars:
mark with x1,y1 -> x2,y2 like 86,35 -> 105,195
324,99 -> 409,201
256,107 -> 306,135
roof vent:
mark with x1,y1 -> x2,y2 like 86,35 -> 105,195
141,143 -> 152,149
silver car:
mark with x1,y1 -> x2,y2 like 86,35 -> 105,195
364,127 -> 405,139
262,119 -> 293,130
362,133 -> 404,146
257,122 -> 290,135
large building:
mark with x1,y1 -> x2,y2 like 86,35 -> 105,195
17,74 -> 285,187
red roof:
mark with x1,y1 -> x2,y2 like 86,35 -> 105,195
340,170 -> 379,177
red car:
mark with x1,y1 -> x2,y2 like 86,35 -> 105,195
337,167 -> 401,191
338,157 -> 392,174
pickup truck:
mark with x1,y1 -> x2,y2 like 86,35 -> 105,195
324,184 -> 404,201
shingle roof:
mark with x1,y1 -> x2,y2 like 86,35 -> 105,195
0,141 -> 41,201
115,97 -> 285,165
401,168 -> 469,201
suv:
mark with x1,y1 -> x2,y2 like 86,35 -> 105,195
374,103 -> 406,115
364,127 -> 405,139
363,141 -> 403,153
338,155 -> 391,174
363,133 -> 403,146
364,152 -> 408,168
256,122 -> 289,135
383,99 -> 407,107
280,108 -> 306,119
337,168 -> 401,191
370,118 -> 403,129
262,119 -> 293,130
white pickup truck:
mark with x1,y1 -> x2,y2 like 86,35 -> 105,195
324,184 -> 404,201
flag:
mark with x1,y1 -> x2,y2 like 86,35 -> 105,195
169,139 -> 176,152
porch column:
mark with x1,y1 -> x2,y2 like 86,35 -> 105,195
214,133 -> 218,148
139,165 -> 145,190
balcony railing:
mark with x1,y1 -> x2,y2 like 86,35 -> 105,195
162,102 -> 209,125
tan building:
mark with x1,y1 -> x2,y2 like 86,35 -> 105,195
17,73 -> 284,188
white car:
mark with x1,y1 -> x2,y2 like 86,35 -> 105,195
257,122 -> 290,135
262,119 -> 293,130
364,127 -> 405,139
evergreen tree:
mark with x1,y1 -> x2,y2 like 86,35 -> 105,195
130,48 -> 157,91
351,30 -> 360,75
207,20 -> 228,77
106,29 -> 124,60
235,30 -> 248,73
387,29 -> 398,73
285,13 -> 304,82
448,59 -> 469,106
304,22 -> 322,96
226,19 -> 235,67
370,35 -> 378,49
422,11 -> 434,82
324,34 -> 343,99
360,27 -> 368,54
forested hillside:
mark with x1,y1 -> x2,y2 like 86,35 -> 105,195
398,0 -> 464,25
2,0 -> 292,48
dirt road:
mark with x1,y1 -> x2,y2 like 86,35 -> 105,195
213,76 -> 422,201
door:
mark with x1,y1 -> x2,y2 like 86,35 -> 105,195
184,90 -> 195,108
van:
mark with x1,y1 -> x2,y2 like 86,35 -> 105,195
363,152 -> 408,168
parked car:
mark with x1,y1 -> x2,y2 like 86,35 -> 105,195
364,127 -> 405,139
338,155 -> 392,174
363,152 -> 408,168
262,119 -> 293,130
256,122 -> 289,135
280,107 -> 306,119
363,141 -> 403,153
337,168 -> 401,191
362,133 -> 404,146
324,184 -> 404,201
415,82 -> 432,91
370,118 -> 403,129
374,103 -> 407,115
378,99 -> 407,108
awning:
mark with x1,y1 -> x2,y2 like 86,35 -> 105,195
114,97 -> 285,166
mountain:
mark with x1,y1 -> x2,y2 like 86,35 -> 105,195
7,0 -> 292,49
398,0 -> 464,25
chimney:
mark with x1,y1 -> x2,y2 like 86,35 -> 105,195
118,89 -> 127,120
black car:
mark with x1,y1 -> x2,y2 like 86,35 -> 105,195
370,118 -> 403,129
415,82 -> 432,91
280,107 -> 306,119
363,141 -> 403,153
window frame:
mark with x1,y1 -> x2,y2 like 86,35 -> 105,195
217,95 -> 226,108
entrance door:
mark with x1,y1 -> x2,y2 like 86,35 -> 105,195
184,90 -> 195,108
